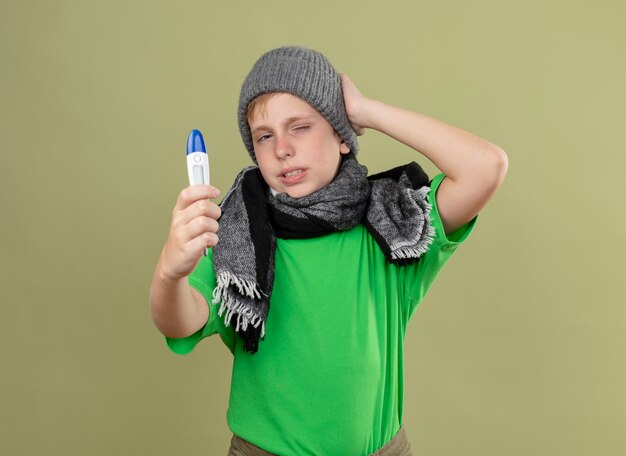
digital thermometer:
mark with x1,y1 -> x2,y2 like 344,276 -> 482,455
186,129 -> 210,185
186,129 -> 210,256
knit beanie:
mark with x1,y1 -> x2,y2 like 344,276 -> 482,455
238,46 -> 359,161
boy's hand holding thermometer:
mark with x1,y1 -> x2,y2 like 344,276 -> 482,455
149,131 -> 218,338
186,130 -> 212,257
153,129 -> 220,284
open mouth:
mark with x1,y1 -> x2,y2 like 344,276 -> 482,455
283,169 -> 304,178
279,168 -> 307,184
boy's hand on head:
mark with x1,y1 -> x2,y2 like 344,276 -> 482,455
340,73 -> 371,136
157,185 -> 221,282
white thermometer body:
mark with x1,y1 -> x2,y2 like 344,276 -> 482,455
186,129 -> 210,256
186,129 -> 210,185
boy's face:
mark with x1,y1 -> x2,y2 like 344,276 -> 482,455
249,93 -> 350,198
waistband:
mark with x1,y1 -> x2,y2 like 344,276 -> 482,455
228,426 -> 413,456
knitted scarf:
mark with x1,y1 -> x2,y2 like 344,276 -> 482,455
212,154 -> 435,353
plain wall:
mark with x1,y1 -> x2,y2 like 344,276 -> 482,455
1,0 -> 625,454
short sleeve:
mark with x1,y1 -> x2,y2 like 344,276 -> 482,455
403,173 -> 478,318
165,251 -> 236,355
427,173 -> 477,247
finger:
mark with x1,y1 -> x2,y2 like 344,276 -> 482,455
340,73 -> 358,92
184,216 -> 219,241
173,193 -> 211,226
174,185 -> 220,212
180,231 -> 218,259
187,231 -> 219,253
171,218 -> 218,254
185,198 -> 222,221
172,199 -> 219,229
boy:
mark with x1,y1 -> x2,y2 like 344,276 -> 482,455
150,46 -> 508,455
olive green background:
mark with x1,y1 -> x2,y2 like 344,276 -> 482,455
1,0 -> 625,454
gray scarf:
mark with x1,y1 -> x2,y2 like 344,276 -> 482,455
212,154 -> 435,353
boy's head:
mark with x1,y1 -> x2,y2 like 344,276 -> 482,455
238,46 -> 359,162
247,91 -> 351,198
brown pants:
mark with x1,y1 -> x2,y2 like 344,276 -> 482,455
227,427 -> 413,456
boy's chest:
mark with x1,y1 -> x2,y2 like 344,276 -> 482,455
267,228 -> 406,361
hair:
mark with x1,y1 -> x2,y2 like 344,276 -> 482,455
245,92 -> 282,124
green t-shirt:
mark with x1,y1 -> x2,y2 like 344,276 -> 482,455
166,173 -> 477,455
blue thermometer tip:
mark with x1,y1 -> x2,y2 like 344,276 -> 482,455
186,129 -> 206,155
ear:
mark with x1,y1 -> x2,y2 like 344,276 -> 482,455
340,141 -> 350,154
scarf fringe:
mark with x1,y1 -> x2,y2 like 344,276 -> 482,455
390,224 -> 436,260
212,272 -> 267,338
213,270 -> 264,300
389,186 -> 436,260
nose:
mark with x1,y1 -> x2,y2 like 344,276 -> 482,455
274,134 -> 294,159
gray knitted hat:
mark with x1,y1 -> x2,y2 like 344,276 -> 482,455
238,46 -> 359,160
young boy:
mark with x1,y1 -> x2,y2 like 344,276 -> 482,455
150,46 -> 508,455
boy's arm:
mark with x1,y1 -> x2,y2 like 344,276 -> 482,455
150,261 -> 209,339
340,74 -> 508,235
150,184 -> 221,338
